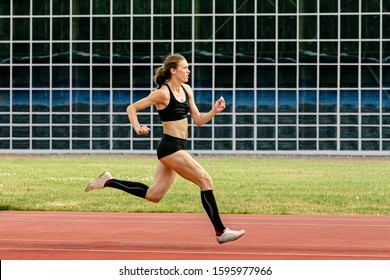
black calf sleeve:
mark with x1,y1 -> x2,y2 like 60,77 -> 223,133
105,179 -> 149,199
201,190 -> 225,234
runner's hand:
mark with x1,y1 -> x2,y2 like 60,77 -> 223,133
136,125 -> 150,135
214,96 -> 226,113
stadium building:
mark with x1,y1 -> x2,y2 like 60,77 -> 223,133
0,0 -> 389,155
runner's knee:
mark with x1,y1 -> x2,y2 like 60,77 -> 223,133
145,190 -> 164,203
198,174 -> 213,190
145,194 -> 162,203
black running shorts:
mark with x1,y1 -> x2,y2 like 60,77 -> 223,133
157,134 -> 187,160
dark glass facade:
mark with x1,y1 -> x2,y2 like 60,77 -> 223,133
0,0 -> 389,154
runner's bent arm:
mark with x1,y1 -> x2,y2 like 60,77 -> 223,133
186,85 -> 226,127
127,89 -> 168,135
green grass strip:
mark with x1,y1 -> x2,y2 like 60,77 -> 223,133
1,155 -> 389,215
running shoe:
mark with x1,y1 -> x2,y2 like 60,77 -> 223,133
216,228 -> 246,244
85,171 -> 113,192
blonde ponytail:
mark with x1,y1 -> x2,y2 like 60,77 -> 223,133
153,54 -> 186,88
153,66 -> 169,89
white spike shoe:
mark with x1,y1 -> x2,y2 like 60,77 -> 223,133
85,171 -> 113,192
216,228 -> 246,244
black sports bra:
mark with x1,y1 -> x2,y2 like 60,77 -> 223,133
157,84 -> 189,122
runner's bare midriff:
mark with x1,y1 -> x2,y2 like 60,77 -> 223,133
162,118 -> 188,139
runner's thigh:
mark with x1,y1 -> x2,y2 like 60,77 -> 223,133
160,150 -> 212,190
146,161 -> 176,202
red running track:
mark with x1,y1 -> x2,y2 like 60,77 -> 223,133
0,211 -> 389,260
